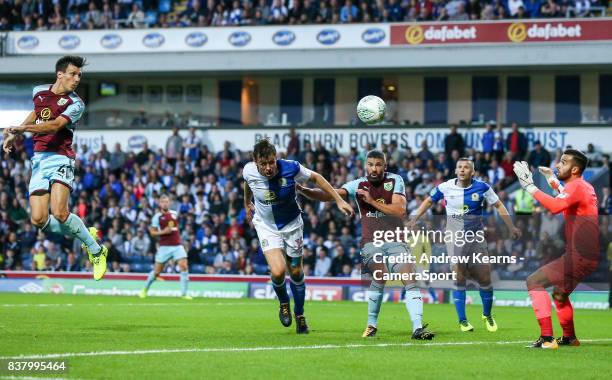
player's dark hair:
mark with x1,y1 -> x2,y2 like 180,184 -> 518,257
55,55 -> 86,73
253,139 -> 276,160
564,149 -> 588,174
365,149 -> 386,162
457,157 -> 474,166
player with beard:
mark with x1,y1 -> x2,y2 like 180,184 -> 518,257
298,150 -> 434,340
513,150 -> 599,349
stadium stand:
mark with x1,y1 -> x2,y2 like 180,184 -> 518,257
0,124 -> 609,283
0,0 -> 609,31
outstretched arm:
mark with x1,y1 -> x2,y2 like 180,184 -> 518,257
308,172 -> 353,216
9,115 -> 69,135
411,197 -> 434,223
297,183 -> 348,202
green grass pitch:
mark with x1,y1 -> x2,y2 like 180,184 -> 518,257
1,293 -> 611,379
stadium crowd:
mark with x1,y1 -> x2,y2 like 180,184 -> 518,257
0,124 -> 610,283
0,0 -> 609,31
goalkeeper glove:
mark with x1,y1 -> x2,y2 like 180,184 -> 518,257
512,161 -> 538,195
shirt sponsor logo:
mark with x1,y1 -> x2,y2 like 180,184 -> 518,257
362,28 -> 385,44
17,35 -> 39,50
317,29 -> 340,45
143,33 -> 165,48
228,31 -> 251,47
100,34 -> 122,49
272,30 -> 296,46
185,32 -> 208,47
59,35 -> 81,50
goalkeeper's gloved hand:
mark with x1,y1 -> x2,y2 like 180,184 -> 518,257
512,161 -> 538,195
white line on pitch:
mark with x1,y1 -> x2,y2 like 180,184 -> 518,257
0,302 -> 351,308
3,339 -> 612,360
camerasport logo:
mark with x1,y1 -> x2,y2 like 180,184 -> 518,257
507,22 -> 582,43
59,35 -> 81,50
404,25 -> 476,45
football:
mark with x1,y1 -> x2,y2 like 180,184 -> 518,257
356,95 -> 386,124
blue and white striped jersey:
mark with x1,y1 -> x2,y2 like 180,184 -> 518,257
429,178 -> 499,231
243,159 -> 313,231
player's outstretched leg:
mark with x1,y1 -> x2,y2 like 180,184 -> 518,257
526,272 -> 558,349
553,289 -> 579,346
363,280 -> 384,337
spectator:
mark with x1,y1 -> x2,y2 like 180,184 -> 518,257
314,246 -> 331,276
444,125 -> 465,158
165,127 -> 183,165
527,140 -> 551,169
488,159 -> 505,186
130,229 -> 151,256
127,3 -> 146,28
481,123 -> 495,154
505,122 -> 527,160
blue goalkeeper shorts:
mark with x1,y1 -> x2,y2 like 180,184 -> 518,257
155,245 -> 187,264
28,152 -> 75,195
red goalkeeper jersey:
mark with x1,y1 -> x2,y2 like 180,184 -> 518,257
534,178 -> 599,260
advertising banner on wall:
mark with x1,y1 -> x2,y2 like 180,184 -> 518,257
18,279 -> 250,298
249,283 -> 343,301
71,126 -> 610,155
390,19 -> 612,46
7,24 -> 389,55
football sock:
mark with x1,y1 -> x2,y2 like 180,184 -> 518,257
180,271 -> 189,296
40,215 -> 63,234
479,288 -> 494,317
452,289 -> 467,322
405,285 -> 423,332
554,297 -> 575,337
62,213 -> 102,255
367,281 -> 385,327
272,277 -> 290,304
289,273 -> 306,316
144,271 -> 156,291
529,289 -> 553,337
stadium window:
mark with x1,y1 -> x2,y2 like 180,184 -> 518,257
599,74 -> 612,122
358,78 -> 383,99
424,77 -> 448,124
506,76 -> 530,124
219,80 -> 243,125
313,78 -> 335,125
147,85 -> 163,103
555,75 -> 580,123
280,79 -> 303,125
472,76 -> 498,123
167,85 -> 184,103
